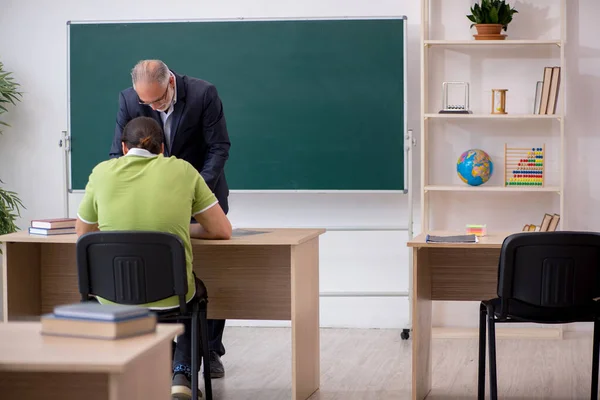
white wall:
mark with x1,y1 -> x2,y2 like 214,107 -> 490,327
2,0 -> 600,331
0,0 -> 422,329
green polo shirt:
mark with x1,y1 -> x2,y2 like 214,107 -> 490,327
77,148 -> 218,309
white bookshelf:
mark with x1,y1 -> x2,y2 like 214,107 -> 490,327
425,39 -> 561,46
424,113 -> 561,120
424,185 -> 561,193
420,0 -> 567,232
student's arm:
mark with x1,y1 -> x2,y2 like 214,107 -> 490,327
76,168 -> 100,237
190,203 -> 232,240
189,164 -> 232,240
76,218 -> 99,237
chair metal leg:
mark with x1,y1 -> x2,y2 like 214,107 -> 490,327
592,319 -> 600,400
478,302 -> 487,400
191,304 -> 200,400
199,303 -> 213,400
486,303 -> 498,400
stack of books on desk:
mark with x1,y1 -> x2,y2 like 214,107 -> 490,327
29,218 -> 76,235
41,303 -> 157,340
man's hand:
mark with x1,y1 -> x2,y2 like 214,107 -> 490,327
76,218 -> 99,237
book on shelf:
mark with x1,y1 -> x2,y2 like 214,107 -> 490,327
522,213 -> 560,232
536,66 -> 561,115
41,303 -> 156,340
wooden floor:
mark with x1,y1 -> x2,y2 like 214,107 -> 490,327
199,327 -> 597,399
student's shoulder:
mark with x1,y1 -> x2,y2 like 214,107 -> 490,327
91,158 -> 119,174
160,155 -> 198,175
85,159 -> 119,184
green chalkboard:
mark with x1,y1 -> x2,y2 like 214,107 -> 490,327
68,18 -> 406,191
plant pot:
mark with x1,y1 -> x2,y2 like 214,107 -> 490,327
473,24 -> 506,40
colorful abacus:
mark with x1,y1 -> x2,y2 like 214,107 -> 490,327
504,144 -> 545,187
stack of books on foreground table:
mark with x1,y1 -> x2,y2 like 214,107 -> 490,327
41,303 -> 157,340
29,218 -> 77,235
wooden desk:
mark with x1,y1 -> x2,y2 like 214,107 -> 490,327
0,228 -> 324,400
0,322 -> 183,399
407,232 -> 508,400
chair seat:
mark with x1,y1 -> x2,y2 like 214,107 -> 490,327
485,297 -> 600,324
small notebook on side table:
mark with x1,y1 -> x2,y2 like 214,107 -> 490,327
425,234 -> 478,243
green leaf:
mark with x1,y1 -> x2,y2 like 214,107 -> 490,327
469,0 -> 517,29
0,181 -> 25,235
490,6 -> 499,23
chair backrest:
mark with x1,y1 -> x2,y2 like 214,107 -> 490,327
76,231 -> 188,312
498,231 -> 600,313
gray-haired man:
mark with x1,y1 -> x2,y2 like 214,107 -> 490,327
109,60 -> 231,379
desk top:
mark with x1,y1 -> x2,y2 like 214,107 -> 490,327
407,232 -> 513,249
0,322 -> 183,373
0,228 -> 325,246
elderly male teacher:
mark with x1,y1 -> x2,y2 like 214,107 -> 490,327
109,59 -> 231,378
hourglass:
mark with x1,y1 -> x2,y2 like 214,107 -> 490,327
491,89 -> 508,114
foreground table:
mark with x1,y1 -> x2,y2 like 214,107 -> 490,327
0,322 -> 183,400
0,228 -> 325,400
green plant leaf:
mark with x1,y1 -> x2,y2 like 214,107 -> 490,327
490,6 -> 499,23
0,61 -> 22,135
468,0 -> 517,29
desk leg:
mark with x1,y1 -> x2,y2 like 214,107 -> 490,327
412,248 -> 432,400
2,242 -> 41,322
291,238 -> 320,400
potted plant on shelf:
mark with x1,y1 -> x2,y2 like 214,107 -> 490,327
467,0 -> 518,40
0,61 -> 24,247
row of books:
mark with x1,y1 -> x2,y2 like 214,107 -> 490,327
29,218 -> 76,235
522,213 -> 560,232
533,66 -> 561,115
41,302 -> 156,340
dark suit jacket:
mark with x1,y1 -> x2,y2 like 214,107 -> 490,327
110,72 -> 230,213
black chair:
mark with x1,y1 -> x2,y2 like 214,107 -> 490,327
76,231 -> 212,400
478,231 -> 600,400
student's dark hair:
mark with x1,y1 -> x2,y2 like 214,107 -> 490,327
121,116 -> 163,154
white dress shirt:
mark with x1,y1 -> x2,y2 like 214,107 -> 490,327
159,72 -> 178,152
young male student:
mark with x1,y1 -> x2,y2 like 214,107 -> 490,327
110,61 -> 231,376
76,116 -> 232,399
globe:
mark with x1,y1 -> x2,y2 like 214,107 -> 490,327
457,149 -> 493,186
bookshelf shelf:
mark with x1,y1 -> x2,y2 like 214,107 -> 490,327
424,114 -> 561,120
424,39 -> 562,47
420,0 -> 566,232
424,185 -> 560,193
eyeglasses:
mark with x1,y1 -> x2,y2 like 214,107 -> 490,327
138,83 -> 170,106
